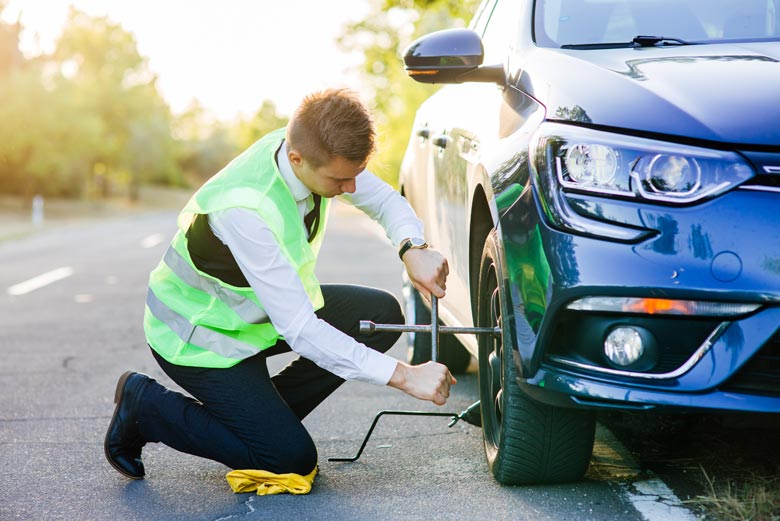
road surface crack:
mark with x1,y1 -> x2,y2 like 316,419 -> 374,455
212,495 -> 257,520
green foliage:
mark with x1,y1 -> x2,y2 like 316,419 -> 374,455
0,0 -> 482,201
173,100 -> 239,185
383,0 -> 481,21
0,5 -> 185,200
235,100 -> 289,151
174,99 -> 289,186
0,3 -> 292,201
52,7 -> 181,198
338,0 -> 479,186
0,65 -> 103,198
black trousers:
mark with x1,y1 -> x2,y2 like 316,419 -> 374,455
136,284 -> 403,475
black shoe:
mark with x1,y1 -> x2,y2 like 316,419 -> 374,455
104,371 -> 151,479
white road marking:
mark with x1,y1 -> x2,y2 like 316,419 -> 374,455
140,233 -> 165,249
625,477 -> 700,520
596,425 -> 700,520
7,267 -> 74,296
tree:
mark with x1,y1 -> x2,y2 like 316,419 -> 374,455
235,100 -> 288,151
384,0 -> 479,19
338,0 -> 479,185
173,101 -> 238,185
172,99 -> 289,186
0,64 -> 103,199
0,4 -> 104,200
0,0 -> 22,75
0,4 -> 184,200
52,7 -> 180,199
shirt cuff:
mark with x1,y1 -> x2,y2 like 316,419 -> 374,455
391,224 -> 425,248
361,350 -> 400,386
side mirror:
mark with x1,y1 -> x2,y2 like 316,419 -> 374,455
403,28 -> 506,85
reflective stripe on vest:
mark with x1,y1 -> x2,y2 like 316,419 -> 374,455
163,245 -> 269,325
146,288 -> 260,361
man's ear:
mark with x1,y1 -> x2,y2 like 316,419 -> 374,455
288,148 -> 304,167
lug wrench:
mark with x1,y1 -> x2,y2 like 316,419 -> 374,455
328,295 -> 500,463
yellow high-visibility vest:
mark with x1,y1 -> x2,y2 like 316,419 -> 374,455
144,128 -> 330,368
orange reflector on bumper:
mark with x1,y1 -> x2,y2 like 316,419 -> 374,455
567,297 -> 760,316
624,298 -> 692,314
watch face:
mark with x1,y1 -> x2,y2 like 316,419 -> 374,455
410,237 -> 426,247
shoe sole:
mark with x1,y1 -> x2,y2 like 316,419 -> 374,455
104,370 -> 144,480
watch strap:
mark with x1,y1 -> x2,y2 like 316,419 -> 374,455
398,238 -> 428,260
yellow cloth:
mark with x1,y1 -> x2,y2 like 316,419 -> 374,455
225,467 -> 317,496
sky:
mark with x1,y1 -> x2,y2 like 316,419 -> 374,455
2,0 -> 374,120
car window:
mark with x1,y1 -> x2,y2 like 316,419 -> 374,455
481,0 -> 524,64
534,0 -> 780,47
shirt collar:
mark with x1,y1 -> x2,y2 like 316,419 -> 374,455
276,140 -> 312,203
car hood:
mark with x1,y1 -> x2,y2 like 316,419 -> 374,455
520,41 -> 780,146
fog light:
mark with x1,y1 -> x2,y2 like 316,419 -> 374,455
604,327 -> 644,366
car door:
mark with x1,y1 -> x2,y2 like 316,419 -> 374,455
429,0 -> 526,329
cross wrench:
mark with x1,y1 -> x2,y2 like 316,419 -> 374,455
328,295 -> 500,463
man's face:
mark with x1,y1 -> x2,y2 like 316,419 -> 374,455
290,151 -> 365,198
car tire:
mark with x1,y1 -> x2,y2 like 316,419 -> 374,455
477,230 -> 595,485
403,274 -> 472,374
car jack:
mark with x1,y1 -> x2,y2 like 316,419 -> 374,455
329,295 -> 498,463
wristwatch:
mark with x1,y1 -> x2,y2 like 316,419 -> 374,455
398,237 -> 428,260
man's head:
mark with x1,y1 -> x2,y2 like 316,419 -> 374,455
286,88 -> 376,197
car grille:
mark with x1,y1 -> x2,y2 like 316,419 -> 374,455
722,332 -> 780,396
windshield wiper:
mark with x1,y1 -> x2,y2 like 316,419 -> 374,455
561,35 -> 697,50
632,35 -> 695,47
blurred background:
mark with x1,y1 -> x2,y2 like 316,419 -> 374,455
0,0 -> 477,220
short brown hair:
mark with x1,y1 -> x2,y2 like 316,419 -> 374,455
286,88 -> 376,168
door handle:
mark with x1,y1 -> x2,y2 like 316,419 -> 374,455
432,134 -> 450,149
416,128 -> 430,139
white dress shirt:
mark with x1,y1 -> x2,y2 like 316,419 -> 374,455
208,141 -> 424,385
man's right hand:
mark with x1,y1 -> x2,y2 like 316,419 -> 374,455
402,247 -> 449,300
387,361 -> 456,405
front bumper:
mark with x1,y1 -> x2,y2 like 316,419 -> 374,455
499,183 -> 780,414
520,287 -> 780,413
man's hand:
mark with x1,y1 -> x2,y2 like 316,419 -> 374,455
402,247 -> 449,299
387,361 -> 456,405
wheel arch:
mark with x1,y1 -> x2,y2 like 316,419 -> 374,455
469,184 -> 495,324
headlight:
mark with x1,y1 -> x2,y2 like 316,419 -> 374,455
564,144 -> 619,187
536,123 -> 754,204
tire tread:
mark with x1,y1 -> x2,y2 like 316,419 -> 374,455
478,230 -> 595,485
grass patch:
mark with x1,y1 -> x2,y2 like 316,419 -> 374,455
600,412 -> 780,520
695,467 -> 780,521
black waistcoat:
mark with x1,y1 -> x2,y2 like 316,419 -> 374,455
185,214 -> 250,288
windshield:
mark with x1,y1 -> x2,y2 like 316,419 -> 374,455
534,0 -> 780,48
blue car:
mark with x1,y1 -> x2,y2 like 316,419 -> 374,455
399,0 -> 780,485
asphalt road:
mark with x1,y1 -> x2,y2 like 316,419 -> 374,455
1,202 -> 686,520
